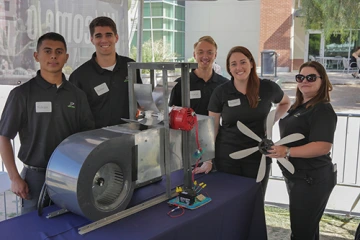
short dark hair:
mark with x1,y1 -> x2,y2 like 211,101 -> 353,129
37,32 -> 67,52
89,16 -> 117,36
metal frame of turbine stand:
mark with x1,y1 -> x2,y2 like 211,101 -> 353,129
128,62 -> 198,193
77,62 -> 198,235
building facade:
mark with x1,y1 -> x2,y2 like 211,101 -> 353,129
131,0 -> 185,62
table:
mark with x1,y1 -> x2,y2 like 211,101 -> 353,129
0,172 -> 267,240
315,56 -> 343,70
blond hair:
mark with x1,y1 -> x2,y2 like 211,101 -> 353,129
193,36 -> 218,50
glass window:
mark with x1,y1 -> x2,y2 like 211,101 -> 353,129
150,3 -> 163,17
175,6 -> 185,20
144,4 -> 150,17
143,19 -> 151,29
175,32 -> 185,61
143,31 -> 151,43
163,3 -> 174,18
325,34 -> 352,58
153,31 -> 164,42
152,18 -> 163,29
163,19 -> 174,30
175,21 -> 185,32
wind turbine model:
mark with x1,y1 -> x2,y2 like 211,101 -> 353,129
229,110 -> 304,182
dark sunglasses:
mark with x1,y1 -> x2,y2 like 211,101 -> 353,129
295,74 -> 321,83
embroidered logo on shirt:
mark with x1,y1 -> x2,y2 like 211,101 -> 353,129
124,76 -> 129,82
68,102 -> 75,109
258,96 -> 261,102
294,113 -> 301,117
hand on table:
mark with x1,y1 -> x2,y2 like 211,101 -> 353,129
192,160 -> 213,174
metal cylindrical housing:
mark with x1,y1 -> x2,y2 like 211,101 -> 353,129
46,128 -> 136,221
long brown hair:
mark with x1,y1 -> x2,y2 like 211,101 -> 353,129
226,46 -> 260,108
291,61 -> 332,109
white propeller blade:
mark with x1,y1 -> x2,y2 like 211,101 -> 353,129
256,154 -> 266,183
277,157 -> 295,174
237,121 -> 262,142
266,110 -> 276,140
275,133 -> 304,145
229,146 -> 259,159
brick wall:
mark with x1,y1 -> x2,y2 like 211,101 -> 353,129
259,1 -> 293,71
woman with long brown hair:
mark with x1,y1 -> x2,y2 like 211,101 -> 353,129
267,61 -> 337,239
205,46 -> 291,195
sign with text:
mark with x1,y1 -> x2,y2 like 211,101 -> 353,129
0,0 -> 128,84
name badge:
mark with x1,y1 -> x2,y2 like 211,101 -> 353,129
228,99 -> 241,107
36,102 -> 52,113
94,83 -> 109,96
190,90 -> 201,99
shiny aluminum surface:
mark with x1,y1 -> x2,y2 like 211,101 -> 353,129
46,117 -> 214,220
46,125 -> 137,221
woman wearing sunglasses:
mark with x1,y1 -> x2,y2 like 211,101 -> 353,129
205,46 -> 291,196
267,61 -> 337,240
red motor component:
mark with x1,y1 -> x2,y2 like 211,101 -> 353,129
169,107 -> 196,131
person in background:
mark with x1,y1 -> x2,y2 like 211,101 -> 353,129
267,61 -> 337,240
212,61 -> 222,75
206,46 -> 291,195
0,32 -> 95,214
69,16 -> 142,128
350,46 -> 360,78
169,36 -> 229,174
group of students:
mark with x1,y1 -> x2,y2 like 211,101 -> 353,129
0,15 -> 337,240
170,36 -> 337,240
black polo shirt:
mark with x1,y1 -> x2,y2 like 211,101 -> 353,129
168,70 -> 229,115
0,71 -> 95,168
279,102 -> 337,170
69,53 -> 142,128
208,79 -> 284,165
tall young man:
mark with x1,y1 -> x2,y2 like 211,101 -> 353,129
69,16 -> 142,128
0,32 -> 95,214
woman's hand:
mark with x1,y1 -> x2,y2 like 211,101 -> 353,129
192,160 -> 213,174
266,145 -> 288,159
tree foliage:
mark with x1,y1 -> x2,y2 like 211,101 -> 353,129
301,0 -> 360,40
130,39 -> 177,63
130,39 -> 178,73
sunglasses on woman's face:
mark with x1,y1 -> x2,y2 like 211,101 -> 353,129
295,74 -> 322,83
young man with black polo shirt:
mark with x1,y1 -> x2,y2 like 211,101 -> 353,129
169,36 -> 228,116
0,32 -> 95,215
169,36 -> 229,174
69,16 -> 142,128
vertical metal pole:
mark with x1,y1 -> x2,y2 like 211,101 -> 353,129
355,116 -> 360,184
274,53 -> 277,77
180,63 -> 192,189
1,159 -> 7,219
128,65 -> 137,120
342,115 -> 350,183
150,69 -> 155,90
162,68 -> 171,198
11,139 -> 17,217
136,0 -> 144,62
261,52 -> 264,77
347,30 -> 352,74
